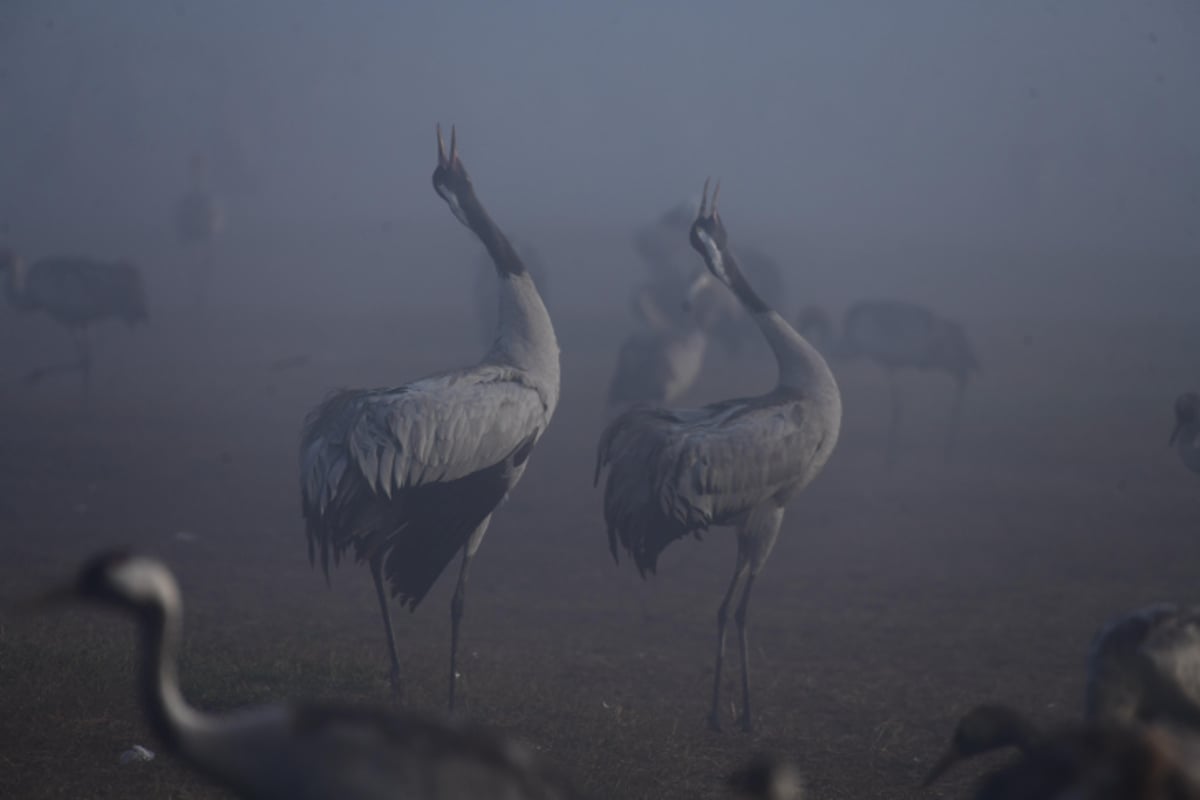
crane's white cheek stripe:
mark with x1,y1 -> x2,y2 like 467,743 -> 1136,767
695,230 -> 729,284
435,186 -> 471,227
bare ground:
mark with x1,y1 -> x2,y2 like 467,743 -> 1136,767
0,298 -> 1197,800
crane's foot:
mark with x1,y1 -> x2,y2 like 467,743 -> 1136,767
739,714 -> 755,734
707,712 -> 723,733
388,667 -> 404,699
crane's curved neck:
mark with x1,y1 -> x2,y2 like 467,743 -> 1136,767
1176,424 -> 1200,474
713,245 -> 833,392
465,199 -> 559,405
139,593 -> 215,754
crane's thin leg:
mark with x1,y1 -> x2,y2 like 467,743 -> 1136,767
710,544 -> 750,732
736,505 -> 785,733
945,376 -> 967,462
886,368 -> 903,467
449,518 -> 491,713
369,554 -> 403,695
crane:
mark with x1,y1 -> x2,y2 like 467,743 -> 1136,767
925,605 -> 1200,787
926,706 -> 1200,799
0,249 -> 148,397
35,550 -> 580,800
473,241 -> 549,349
174,153 -> 225,312
604,283 -> 717,415
300,126 -> 559,710
632,198 -> 786,358
595,180 -> 842,732
1170,393 -> 1200,475
796,300 -> 978,464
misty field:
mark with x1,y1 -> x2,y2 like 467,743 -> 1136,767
1,284 -> 1196,799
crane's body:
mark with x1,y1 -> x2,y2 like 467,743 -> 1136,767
0,251 -> 147,395
300,127 -> 559,709
926,606 -> 1200,792
1170,393 -> 1200,475
175,154 -> 225,314
1087,604 -> 1200,727
46,551 -> 578,800
797,299 -> 977,464
596,181 -> 841,732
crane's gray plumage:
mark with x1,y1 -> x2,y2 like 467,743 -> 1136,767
301,367 -> 546,606
299,126 -> 559,709
1170,394 -> 1200,475
595,180 -> 840,732
1087,604 -> 1200,728
926,704 -> 1200,800
799,299 -> 978,464
0,249 -> 147,395
925,606 -> 1200,792
43,550 -> 581,800
473,242 -> 548,348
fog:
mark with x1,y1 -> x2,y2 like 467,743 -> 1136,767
6,4 -> 1200,798
2,1 -> 1197,319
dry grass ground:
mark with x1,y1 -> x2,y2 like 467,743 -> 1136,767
0,294 -> 1197,799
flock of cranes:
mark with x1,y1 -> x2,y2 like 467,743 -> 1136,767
10,125 -> 1200,799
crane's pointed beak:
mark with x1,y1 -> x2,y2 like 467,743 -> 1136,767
921,747 -> 961,787
1170,422 -> 1182,446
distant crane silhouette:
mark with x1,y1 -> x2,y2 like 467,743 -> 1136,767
1170,393 -> 1200,475
925,604 -> 1200,788
605,282 -> 718,415
300,126 -> 559,710
595,180 -> 841,732
473,241 -> 549,348
797,300 -> 978,464
37,550 -> 580,800
633,198 -> 786,357
174,153 -> 225,311
0,249 -> 147,396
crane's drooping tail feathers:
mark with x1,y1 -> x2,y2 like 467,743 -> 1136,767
596,408 -> 705,576
302,388 -> 536,609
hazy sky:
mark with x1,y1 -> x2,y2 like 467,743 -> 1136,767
1,1 -> 1196,257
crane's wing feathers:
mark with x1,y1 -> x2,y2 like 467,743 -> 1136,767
300,365 -> 547,607
596,393 -> 828,575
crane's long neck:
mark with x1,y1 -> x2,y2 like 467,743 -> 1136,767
466,200 -> 559,407
1176,424 -> 1200,474
138,594 -> 215,754
715,246 -> 834,392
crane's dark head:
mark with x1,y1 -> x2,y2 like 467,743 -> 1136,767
432,124 -> 476,229
38,550 -> 178,616
923,704 -> 1039,787
1170,392 -> 1200,446
684,178 -> 734,308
